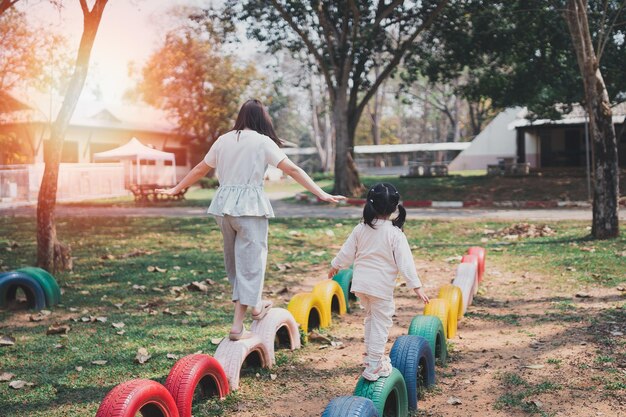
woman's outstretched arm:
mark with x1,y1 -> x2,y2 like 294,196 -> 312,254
156,161 -> 212,195
277,158 -> 345,203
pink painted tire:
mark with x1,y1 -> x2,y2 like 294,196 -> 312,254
250,308 -> 301,365
452,263 -> 477,314
165,354 -> 229,417
213,334 -> 272,390
467,246 -> 486,282
96,379 -> 179,417
461,254 -> 479,295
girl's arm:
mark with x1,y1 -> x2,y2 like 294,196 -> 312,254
156,161 -> 212,195
328,225 -> 359,278
277,158 -> 345,203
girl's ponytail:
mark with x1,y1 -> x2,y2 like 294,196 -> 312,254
392,204 -> 406,230
363,199 -> 378,228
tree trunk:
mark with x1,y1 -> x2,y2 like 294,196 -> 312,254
37,0 -> 108,271
333,92 -> 362,196
563,0 -> 619,239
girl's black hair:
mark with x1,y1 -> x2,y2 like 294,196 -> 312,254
363,182 -> 406,230
233,99 -> 284,147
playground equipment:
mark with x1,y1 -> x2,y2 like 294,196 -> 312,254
95,379 -> 180,417
322,396 -> 379,417
407,315 -> 447,366
0,267 -> 61,310
312,280 -> 347,324
287,292 -> 327,336
353,368 -> 409,417
453,263 -> 477,314
165,354 -> 229,417
250,308 -> 301,364
332,268 -> 354,310
423,298 -> 451,338
214,334 -> 273,390
467,246 -> 486,283
389,335 -> 435,410
461,254 -> 479,295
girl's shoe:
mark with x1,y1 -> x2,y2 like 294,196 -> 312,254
362,358 -> 392,381
251,300 -> 273,320
229,325 -> 253,341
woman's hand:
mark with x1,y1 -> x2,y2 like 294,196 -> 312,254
319,192 -> 346,203
156,187 -> 178,196
414,287 -> 429,304
327,266 -> 339,279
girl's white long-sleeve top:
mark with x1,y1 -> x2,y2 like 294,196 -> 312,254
331,220 -> 422,300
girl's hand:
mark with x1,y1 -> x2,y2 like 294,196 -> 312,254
328,266 -> 339,279
156,187 -> 178,196
414,287 -> 429,304
319,192 -> 346,203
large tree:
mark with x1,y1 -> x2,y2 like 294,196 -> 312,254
412,0 -> 624,239
132,9 -> 257,151
37,0 -> 109,271
226,0 -> 449,196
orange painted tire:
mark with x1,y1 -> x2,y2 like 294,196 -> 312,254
96,379 -> 179,417
164,354 -> 229,417
312,280 -> 347,325
214,334 -> 272,390
461,254 -> 479,295
250,307 -> 301,364
423,298 -> 451,339
438,284 -> 463,338
287,292 -> 327,338
467,246 -> 486,283
453,263 -> 476,313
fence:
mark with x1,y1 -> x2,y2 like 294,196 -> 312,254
0,163 -> 128,204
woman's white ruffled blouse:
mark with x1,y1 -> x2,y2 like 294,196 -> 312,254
203,130 -> 287,218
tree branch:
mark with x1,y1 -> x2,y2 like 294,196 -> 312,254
355,0 -> 449,120
0,0 -> 20,16
79,0 -> 89,16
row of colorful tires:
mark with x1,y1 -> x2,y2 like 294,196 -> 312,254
96,307 -> 303,416
0,267 -> 62,310
321,246 -> 486,417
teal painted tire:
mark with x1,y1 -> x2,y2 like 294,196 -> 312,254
408,315 -> 447,366
17,267 -> 61,307
332,269 -> 354,311
354,368 -> 408,417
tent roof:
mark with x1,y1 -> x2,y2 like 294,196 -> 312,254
93,137 -> 175,161
283,142 -> 471,156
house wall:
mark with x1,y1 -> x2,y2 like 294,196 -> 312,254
448,107 -> 523,171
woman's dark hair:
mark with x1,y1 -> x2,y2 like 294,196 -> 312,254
363,183 -> 406,230
233,99 -> 283,147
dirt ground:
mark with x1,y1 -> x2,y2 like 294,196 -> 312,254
231,259 -> 626,417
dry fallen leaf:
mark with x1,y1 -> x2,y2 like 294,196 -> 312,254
523,364 -> 545,369
46,324 -> 70,335
116,330 -> 126,336
9,380 -> 34,389
91,360 -> 107,366
210,338 -> 223,345
166,353 -> 178,360
0,372 -> 15,382
270,374 -> 277,380
112,322 -> 125,329
188,281 -> 209,292
155,267 -> 167,273
447,396 -> 462,405
96,317 -> 108,323
135,348 -> 151,364
75,366 -> 83,372
0,335 -> 16,347
146,266 -> 156,272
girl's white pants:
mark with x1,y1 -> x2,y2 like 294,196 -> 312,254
355,292 -> 395,366
215,215 -> 268,307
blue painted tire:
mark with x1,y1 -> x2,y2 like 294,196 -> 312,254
0,272 -> 46,310
390,335 -> 435,410
321,396 -> 379,417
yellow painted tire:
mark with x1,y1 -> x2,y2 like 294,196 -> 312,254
312,280 -> 347,325
287,292 -> 327,338
423,298 -> 451,339
437,285 -> 461,338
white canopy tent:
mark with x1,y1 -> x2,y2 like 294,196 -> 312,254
93,137 -> 176,185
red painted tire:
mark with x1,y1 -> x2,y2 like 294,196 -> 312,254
467,246 -> 486,283
165,354 -> 229,417
96,379 -> 179,417
461,254 -> 479,294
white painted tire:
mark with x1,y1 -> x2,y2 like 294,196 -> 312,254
452,263 -> 477,314
250,308 -> 301,365
214,334 -> 273,390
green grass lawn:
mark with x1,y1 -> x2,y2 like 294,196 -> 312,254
0,217 -> 624,416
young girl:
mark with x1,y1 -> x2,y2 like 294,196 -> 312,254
159,99 -> 343,340
328,183 -> 429,381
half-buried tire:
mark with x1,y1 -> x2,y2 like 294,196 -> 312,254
354,367 -> 408,417
287,292 -> 326,338
390,335 -> 435,410
250,308 -> 301,365
96,379 -> 180,417
313,280 -> 347,325
453,263 -> 477,313
423,298 -> 451,339
0,271 -> 46,310
322,396 -> 379,417
16,267 -> 61,307
165,354 -> 229,417
467,246 -> 486,283
213,334 -> 272,390
461,254 -> 479,295
332,268 -> 354,310
408,315 -> 447,366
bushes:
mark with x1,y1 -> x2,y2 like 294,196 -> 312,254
198,177 -> 220,189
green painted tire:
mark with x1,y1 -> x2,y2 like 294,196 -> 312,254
332,269 -> 354,311
354,367 -> 408,417
17,267 -> 61,307
408,315 -> 447,366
